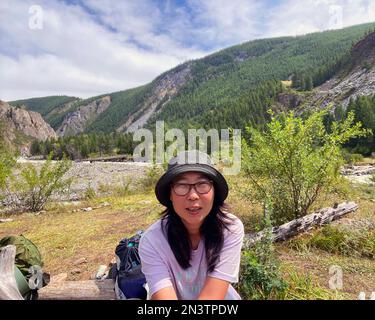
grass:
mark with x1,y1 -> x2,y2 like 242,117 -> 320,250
1,166 -> 374,299
0,191 -> 162,280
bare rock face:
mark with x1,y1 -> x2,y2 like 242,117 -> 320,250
0,100 -> 57,141
118,62 -> 192,133
277,92 -> 303,109
305,31 -> 375,112
56,96 -> 111,136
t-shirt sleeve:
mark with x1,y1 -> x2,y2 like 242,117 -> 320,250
138,234 -> 174,296
207,217 -> 244,283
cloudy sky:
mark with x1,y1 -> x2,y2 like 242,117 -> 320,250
0,0 -> 374,101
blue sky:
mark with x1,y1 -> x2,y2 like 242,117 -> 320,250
0,0 -> 374,100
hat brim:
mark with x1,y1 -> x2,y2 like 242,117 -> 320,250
155,164 -> 228,207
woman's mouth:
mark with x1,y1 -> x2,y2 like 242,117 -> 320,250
186,207 -> 202,215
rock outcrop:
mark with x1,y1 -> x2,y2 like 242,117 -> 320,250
0,100 -> 57,140
118,62 -> 192,133
0,100 -> 57,155
305,31 -> 375,112
56,96 -> 111,136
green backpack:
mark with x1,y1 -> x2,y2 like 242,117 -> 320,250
0,235 -> 49,299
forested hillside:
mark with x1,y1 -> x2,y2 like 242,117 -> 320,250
10,23 -> 375,135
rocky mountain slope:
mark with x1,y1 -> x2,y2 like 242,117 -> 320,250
275,30 -> 375,115
56,95 -> 111,136
309,30 -> 375,111
0,100 -> 57,155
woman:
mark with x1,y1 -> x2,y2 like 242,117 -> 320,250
138,150 -> 244,300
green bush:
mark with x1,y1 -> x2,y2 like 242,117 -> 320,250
4,154 -> 73,212
242,108 -> 369,225
140,164 -> 164,190
341,149 -> 363,164
0,144 -> 16,191
236,212 -> 287,300
308,225 -> 375,258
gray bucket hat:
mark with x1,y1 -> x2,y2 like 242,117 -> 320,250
155,150 -> 229,207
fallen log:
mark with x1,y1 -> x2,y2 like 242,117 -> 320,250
0,245 -> 24,300
243,201 -> 358,249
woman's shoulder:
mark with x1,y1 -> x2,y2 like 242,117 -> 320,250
140,218 -> 167,245
222,212 -> 244,235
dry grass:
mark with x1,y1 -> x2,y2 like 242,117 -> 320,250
0,192 -> 163,280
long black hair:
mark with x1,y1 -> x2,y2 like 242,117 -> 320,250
160,186 -> 235,273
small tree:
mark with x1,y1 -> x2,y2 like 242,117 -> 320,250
242,108 -> 370,225
0,142 -> 16,201
5,153 -> 73,212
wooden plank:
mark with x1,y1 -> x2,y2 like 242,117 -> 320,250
38,279 -> 115,300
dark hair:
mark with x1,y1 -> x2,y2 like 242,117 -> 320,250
160,184 -> 235,273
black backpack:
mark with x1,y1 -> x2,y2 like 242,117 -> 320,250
110,230 -> 148,300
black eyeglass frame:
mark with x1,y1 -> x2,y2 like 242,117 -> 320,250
171,180 -> 214,196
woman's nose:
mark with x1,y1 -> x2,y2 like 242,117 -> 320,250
187,188 -> 199,200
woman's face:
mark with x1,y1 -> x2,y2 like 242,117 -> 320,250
169,172 -> 214,231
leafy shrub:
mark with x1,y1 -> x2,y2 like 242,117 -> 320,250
242,108 -> 369,225
236,213 -> 287,300
140,164 -> 164,190
308,225 -> 375,258
341,149 -> 363,164
4,154 -> 73,212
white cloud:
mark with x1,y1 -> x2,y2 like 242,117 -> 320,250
187,0 -> 265,48
0,0 -> 207,101
264,0 -> 375,38
0,0 -> 374,101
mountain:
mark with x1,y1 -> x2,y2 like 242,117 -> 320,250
8,22 -> 375,136
0,100 -> 57,155
284,29 -> 375,114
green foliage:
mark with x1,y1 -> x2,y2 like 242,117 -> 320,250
149,23 -> 373,132
237,209 -> 287,300
5,154 -> 73,212
341,149 -> 363,165
345,95 -> 375,155
32,132 -> 134,160
140,165 -> 164,190
308,225 -> 375,258
242,108 -> 370,225
0,141 -> 16,191
362,61 -> 371,71
9,95 -> 77,119
282,271 -> 348,300
86,85 -> 154,133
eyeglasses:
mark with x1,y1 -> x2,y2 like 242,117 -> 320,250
171,180 -> 213,196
